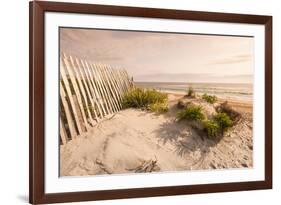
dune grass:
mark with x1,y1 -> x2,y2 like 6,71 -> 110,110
175,93 -> 233,139
203,112 -> 233,138
177,105 -> 205,121
149,102 -> 169,113
122,88 -> 168,113
202,93 -> 217,104
203,119 -> 220,138
186,86 -> 196,98
214,112 -> 233,131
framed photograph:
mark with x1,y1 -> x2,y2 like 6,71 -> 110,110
29,1 -> 272,204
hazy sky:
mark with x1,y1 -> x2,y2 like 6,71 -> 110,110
60,28 -> 254,83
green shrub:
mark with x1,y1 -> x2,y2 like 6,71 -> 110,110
122,88 -> 168,112
214,112 -> 233,131
177,105 -> 205,121
202,93 -> 217,104
202,112 -> 233,138
216,101 -> 241,122
186,86 -> 195,98
203,120 -> 220,138
149,102 -> 168,113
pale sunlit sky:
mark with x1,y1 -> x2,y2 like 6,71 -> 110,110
60,28 -> 254,83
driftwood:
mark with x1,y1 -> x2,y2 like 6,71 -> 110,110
127,157 -> 160,173
95,158 -> 113,174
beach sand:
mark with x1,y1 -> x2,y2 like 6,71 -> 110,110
60,93 -> 253,176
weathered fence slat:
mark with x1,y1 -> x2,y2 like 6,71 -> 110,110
89,63 -> 111,115
84,60 -> 106,117
122,69 -> 131,90
100,64 -> 122,111
76,58 -> 99,122
97,64 -> 119,113
60,117 -> 68,145
92,63 -> 114,114
60,81 -> 77,139
69,56 -> 94,125
80,60 -> 104,119
116,69 -> 126,93
60,54 -> 133,144
109,66 -> 124,99
60,58 -> 83,135
102,64 -> 122,110
63,54 -> 89,131
122,69 -> 130,92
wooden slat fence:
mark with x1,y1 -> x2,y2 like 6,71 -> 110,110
59,53 -> 133,144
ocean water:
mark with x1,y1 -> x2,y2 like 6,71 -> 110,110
135,82 -> 253,102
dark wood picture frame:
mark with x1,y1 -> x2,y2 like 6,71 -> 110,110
29,1 -> 272,204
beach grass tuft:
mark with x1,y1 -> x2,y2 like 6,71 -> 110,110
149,102 -> 168,113
177,105 -> 205,121
122,88 -> 168,113
214,112 -> 233,131
203,112 -> 233,138
202,93 -> 217,104
185,86 -> 196,98
203,119 -> 220,138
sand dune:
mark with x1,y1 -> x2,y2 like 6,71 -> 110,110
60,93 -> 253,176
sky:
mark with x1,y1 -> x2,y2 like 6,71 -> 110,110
60,28 -> 254,83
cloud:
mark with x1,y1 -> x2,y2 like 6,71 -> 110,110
134,73 -> 253,83
208,54 -> 252,65
60,28 -> 253,83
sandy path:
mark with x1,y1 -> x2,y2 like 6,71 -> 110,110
60,94 -> 253,176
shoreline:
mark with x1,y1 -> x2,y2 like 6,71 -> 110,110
135,82 -> 253,104
151,90 -> 253,106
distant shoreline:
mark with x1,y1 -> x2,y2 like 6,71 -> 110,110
134,81 -> 253,85
134,81 -> 253,103
164,90 -> 253,104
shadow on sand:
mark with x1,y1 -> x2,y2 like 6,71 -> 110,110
154,119 -> 221,158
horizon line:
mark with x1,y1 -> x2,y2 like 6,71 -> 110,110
134,81 -> 253,84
